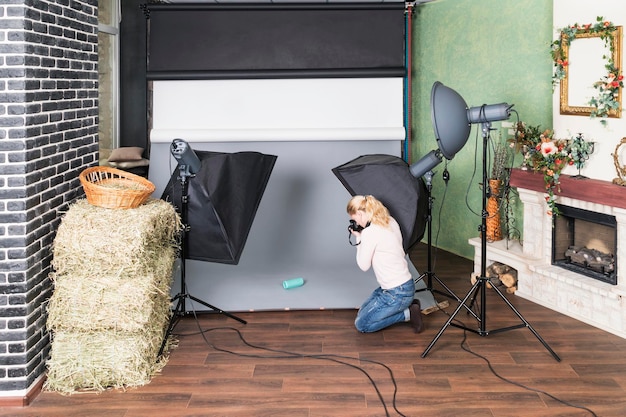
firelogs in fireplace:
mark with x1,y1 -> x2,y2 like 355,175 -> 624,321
564,246 -> 615,275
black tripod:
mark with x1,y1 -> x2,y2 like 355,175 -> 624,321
421,122 -> 560,361
159,167 -> 246,357
415,171 -> 478,321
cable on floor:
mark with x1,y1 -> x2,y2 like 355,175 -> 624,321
428,304 -> 598,417
175,303 -> 410,417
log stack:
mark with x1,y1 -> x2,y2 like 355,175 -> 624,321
470,261 -> 517,294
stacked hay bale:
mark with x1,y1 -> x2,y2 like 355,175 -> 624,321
45,198 -> 181,394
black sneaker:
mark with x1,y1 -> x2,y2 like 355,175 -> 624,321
409,299 -> 424,333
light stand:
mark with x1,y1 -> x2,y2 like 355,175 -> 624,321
415,171 -> 478,322
411,82 -> 559,361
159,139 -> 246,357
420,122 -> 560,361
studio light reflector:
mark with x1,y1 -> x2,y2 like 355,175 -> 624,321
410,81 -> 513,179
163,150 -> 277,265
430,81 -> 472,160
333,154 -> 428,252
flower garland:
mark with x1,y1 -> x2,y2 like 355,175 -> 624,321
551,16 -> 624,122
588,63 -> 624,120
510,124 -> 593,216
534,137 -> 572,217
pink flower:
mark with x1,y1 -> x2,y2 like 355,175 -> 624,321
540,141 -> 557,156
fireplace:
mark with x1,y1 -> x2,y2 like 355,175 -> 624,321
469,169 -> 626,339
552,204 -> 617,285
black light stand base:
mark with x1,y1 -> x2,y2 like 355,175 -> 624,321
415,264 -> 479,322
415,271 -> 477,318
158,290 -> 247,357
421,275 -> 561,361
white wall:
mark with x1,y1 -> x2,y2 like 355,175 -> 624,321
553,0 -> 626,181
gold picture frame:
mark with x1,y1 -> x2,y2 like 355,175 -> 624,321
559,26 -> 623,118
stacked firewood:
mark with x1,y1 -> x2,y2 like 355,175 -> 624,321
470,262 -> 518,294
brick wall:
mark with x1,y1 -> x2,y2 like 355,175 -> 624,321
0,0 -> 98,395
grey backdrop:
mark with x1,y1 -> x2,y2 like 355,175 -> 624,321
149,140 -> 433,312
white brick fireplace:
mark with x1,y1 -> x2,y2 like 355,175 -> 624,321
470,169 -> 626,339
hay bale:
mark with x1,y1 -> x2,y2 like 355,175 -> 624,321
44,329 -> 167,394
45,198 -> 181,393
47,246 -> 176,332
51,199 -> 180,277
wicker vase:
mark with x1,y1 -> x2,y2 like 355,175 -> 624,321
486,179 -> 503,242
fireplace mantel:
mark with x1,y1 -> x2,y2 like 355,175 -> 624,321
510,168 -> 626,210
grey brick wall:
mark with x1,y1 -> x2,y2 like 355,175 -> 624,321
0,0 -> 98,393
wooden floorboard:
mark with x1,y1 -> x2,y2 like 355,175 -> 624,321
1,243 -> 625,416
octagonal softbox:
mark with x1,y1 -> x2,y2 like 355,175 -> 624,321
162,150 -> 277,265
332,154 -> 428,252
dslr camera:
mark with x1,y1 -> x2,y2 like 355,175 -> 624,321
348,220 -> 365,233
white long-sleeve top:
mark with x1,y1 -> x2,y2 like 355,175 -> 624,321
355,217 -> 411,289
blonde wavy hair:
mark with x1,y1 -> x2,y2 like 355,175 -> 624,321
346,195 -> 390,227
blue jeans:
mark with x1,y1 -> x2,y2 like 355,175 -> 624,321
354,279 -> 415,333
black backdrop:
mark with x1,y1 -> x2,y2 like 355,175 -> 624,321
144,3 -> 406,80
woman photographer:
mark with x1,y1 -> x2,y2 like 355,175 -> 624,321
347,195 -> 423,333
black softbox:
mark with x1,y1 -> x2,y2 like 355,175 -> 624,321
162,150 -> 277,265
332,154 -> 428,252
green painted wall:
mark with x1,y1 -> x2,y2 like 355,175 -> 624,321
411,0 -> 553,259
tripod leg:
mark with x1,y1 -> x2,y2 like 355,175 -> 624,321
467,276 -> 482,311
158,294 -> 186,357
419,270 -> 480,321
187,294 -> 247,324
422,278 -> 482,358
487,283 -> 561,361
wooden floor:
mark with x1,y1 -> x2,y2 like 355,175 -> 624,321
3,243 -> 626,417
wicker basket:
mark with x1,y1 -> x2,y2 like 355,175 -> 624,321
486,179 -> 503,242
79,166 -> 155,209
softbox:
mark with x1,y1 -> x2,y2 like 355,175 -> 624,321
332,154 -> 428,252
162,150 -> 277,264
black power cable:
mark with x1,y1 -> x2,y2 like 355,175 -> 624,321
176,302 -> 410,417
428,152 -> 597,416
427,303 -> 599,417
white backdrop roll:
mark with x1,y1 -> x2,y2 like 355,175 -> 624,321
150,78 -> 405,143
